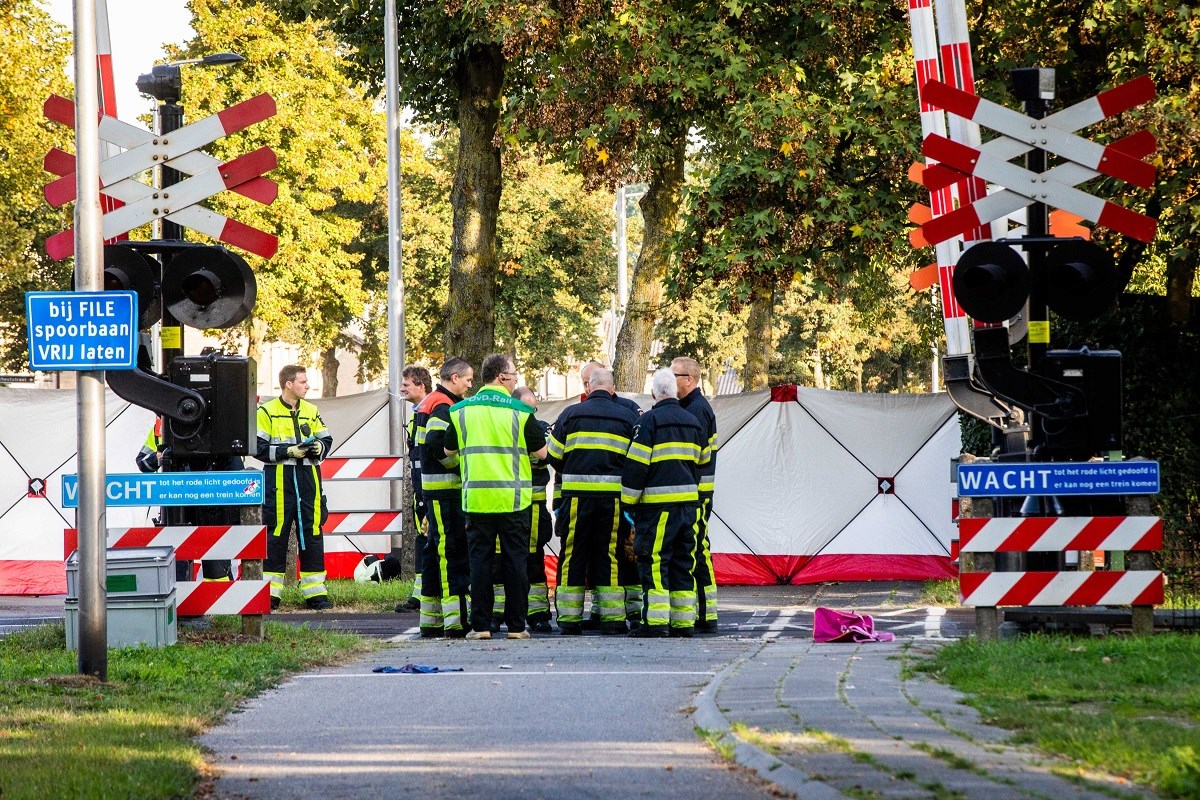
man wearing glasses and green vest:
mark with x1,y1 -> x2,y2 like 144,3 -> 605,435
443,354 -> 548,640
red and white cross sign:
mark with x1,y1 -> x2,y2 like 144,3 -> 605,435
42,93 -> 279,260
916,75 -> 1157,244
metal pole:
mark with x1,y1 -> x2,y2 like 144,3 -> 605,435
384,0 -> 410,559
73,0 -> 108,678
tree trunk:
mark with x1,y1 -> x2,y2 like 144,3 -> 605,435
321,347 -> 339,397
446,44 -> 504,370
1165,252 -> 1196,331
246,317 -> 267,363
743,282 -> 774,390
613,133 -> 688,392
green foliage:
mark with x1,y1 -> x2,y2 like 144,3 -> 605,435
918,634 -> 1200,796
0,1 -> 73,369
0,617 -> 368,800
276,577 -> 415,611
168,0 -> 385,356
389,134 -> 616,375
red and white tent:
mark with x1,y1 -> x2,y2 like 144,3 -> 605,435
706,385 -> 959,585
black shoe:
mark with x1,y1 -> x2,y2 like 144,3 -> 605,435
444,628 -> 466,639
490,618 -> 503,634
601,621 -> 629,635
559,623 -> 583,635
306,597 -> 333,611
581,615 -> 601,631
629,624 -> 669,638
529,620 -> 553,634
403,597 -> 420,611
669,627 -> 694,638
420,627 -> 444,638
696,620 -> 719,634
270,596 -> 280,610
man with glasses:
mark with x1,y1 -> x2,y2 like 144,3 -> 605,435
415,357 -> 474,636
672,356 -> 719,633
444,354 -> 547,640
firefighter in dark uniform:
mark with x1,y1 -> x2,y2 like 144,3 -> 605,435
547,367 -> 640,634
257,365 -> 334,610
415,357 -> 474,637
621,368 -> 710,637
673,356 -> 719,633
398,365 -> 432,612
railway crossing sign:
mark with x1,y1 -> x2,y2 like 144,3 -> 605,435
916,75 -> 1158,245
42,93 -> 279,260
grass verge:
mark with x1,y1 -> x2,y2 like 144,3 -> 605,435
916,634 -> 1200,798
919,579 -> 960,607
0,617 -> 371,800
276,577 -> 415,611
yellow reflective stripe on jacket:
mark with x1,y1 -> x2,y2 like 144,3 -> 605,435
626,441 -> 652,465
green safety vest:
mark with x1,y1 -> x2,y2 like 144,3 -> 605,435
449,387 -> 537,514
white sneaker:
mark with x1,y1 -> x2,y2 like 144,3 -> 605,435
465,630 -> 491,640
506,630 -> 531,640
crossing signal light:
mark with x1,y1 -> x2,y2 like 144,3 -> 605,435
952,239 -> 1119,324
952,242 -> 1029,323
101,245 -> 161,329
162,246 -> 256,330
1045,240 -> 1118,321
99,242 -> 257,331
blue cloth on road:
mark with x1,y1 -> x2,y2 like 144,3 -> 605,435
372,663 -> 464,674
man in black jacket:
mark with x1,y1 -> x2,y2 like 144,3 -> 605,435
547,368 -> 640,634
414,357 -> 474,636
673,356 -> 719,633
622,367 -> 710,637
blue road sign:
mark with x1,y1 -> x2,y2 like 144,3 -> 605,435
957,461 -> 1159,497
61,471 -> 264,508
26,291 -> 138,371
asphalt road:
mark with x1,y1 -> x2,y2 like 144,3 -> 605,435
200,637 -> 779,800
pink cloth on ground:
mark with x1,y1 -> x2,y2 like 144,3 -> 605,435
813,606 -> 896,643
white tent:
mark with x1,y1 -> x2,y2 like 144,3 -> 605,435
704,385 -> 959,585
0,389 -> 154,594
0,385 -> 959,594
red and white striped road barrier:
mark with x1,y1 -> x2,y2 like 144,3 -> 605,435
45,147 -> 277,259
324,512 -> 403,535
959,570 -> 1163,607
922,135 -> 1157,243
920,79 -> 1156,188
320,456 -> 404,481
177,579 -> 271,617
932,0 -> 991,245
64,526 -> 266,561
906,0 -> 970,354
959,516 -> 1162,553
43,95 -> 278,205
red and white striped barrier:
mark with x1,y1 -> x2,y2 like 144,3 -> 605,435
64,526 -> 266,561
959,516 -> 1162,553
960,570 -> 1163,607
320,456 -> 404,481
177,579 -> 271,617
324,512 -> 402,534
906,0 -> 971,354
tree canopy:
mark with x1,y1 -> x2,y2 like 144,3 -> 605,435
0,0 -> 73,369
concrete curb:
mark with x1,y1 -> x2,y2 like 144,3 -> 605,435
692,641 -> 844,800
